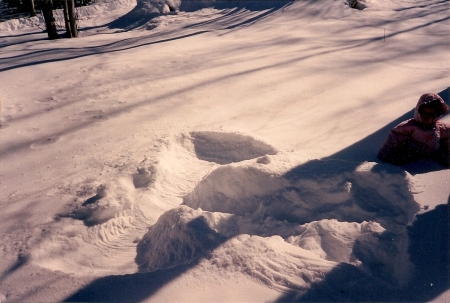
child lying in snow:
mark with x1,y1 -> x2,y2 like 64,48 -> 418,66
378,93 -> 450,167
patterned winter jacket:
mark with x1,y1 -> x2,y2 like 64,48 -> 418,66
378,93 -> 450,162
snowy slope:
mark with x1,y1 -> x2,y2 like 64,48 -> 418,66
0,0 -> 449,302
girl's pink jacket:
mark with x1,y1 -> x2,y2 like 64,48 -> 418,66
378,93 -> 450,161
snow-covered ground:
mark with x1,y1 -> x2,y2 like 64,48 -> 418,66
0,0 -> 449,302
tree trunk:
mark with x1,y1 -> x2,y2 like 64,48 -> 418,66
29,0 -> 36,17
42,0 -> 60,40
63,0 -> 73,38
68,0 -> 78,37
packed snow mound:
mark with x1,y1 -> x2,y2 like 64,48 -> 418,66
134,205 -> 339,291
136,0 -> 180,14
191,131 -> 277,164
110,0 -> 181,28
184,160 -> 421,230
26,132 -> 421,287
136,205 -> 387,266
77,0 -> 137,19
287,220 -> 385,263
204,234 -> 337,292
135,204 -> 410,290
0,16 -> 44,31
184,164 -> 288,215
135,205 -> 227,271
136,141 -> 421,289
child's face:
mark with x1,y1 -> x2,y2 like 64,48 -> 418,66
420,106 -> 439,125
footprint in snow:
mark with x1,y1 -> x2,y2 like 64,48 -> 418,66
17,127 -> 40,135
0,115 -> 13,129
30,136 -> 60,149
66,110 -> 108,123
35,96 -> 60,104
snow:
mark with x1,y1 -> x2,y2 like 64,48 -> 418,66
0,0 -> 449,302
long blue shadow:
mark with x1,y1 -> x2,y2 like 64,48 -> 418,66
64,263 -> 198,302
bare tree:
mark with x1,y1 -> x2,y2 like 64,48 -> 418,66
42,0 -> 60,40
29,0 -> 36,17
68,0 -> 78,37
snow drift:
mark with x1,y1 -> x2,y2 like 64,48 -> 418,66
133,132 -> 420,290
183,159 -> 421,230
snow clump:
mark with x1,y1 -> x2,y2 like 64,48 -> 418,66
70,177 -> 136,226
